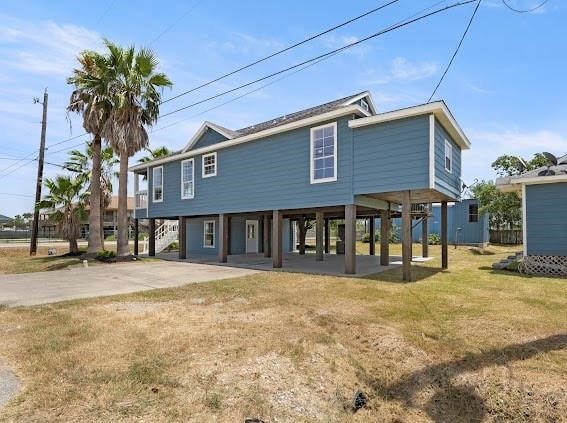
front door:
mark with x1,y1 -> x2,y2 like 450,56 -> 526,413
245,220 -> 259,253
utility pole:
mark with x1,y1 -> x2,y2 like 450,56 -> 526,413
30,89 -> 48,256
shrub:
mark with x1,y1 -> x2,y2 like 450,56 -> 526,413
428,233 -> 441,245
105,234 -> 116,241
96,250 -> 116,262
362,231 -> 379,243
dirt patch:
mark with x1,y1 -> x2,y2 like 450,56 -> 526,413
0,361 -> 20,410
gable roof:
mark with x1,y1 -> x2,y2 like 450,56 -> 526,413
497,159 -> 567,192
0,214 -> 11,222
131,92 -> 373,171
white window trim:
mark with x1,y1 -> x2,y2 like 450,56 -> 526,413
310,122 -> 338,184
152,166 -> 163,203
360,98 -> 369,112
180,158 -> 195,199
444,139 -> 453,173
203,220 -> 215,248
202,152 -> 217,178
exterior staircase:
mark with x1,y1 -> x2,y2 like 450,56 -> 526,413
143,220 -> 179,254
492,251 -> 523,270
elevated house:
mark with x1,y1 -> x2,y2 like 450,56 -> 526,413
130,92 -> 470,280
496,156 -> 567,276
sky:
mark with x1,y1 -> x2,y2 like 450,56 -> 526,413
0,0 -> 565,217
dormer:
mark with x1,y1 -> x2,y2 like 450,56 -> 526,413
182,121 -> 239,152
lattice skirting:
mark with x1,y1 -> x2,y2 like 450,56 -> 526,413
519,255 -> 567,277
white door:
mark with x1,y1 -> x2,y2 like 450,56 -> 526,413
245,220 -> 259,253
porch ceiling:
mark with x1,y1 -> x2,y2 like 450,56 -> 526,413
366,189 -> 456,204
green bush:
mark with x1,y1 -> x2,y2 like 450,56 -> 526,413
389,224 -> 400,243
428,233 -> 441,245
361,231 -> 379,243
105,234 -> 116,241
96,250 -> 116,262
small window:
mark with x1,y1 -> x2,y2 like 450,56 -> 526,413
247,223 -> 255,239
468,203 -> 479,223
444,139 -> 452,173
202,152 -> 217,178
360,98 -> 369,112
203,220 -> 215,248
152,166 -> 163,202
181,159 -> 194,199
310,122 -> 337,184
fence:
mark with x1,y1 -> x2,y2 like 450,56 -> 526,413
489,229 -> 522,244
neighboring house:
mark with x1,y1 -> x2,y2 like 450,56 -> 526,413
496,158 -> 567,276
39,196 -> 135,239
0,214 -> 11,229
130,91 -> 470,280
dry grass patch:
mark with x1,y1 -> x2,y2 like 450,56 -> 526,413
0,245 -> 565,421
0,246 -> 82,274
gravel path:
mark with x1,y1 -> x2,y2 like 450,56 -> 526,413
0,361 -> 19,409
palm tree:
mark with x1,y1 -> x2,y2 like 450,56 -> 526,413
38,176 -> 87,255
67,50 -> 113,254
138,146 -> 172,164
101,40 -> 172,257
65,143 -> 118,248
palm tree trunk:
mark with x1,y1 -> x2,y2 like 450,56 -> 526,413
69,238 -> 78,255
117,152 -> 130,257
100,205 -> 105,250
87,135 -> 103,253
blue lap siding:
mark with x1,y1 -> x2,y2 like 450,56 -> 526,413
434,120 -> 462,198
353,116 -> 430,194
525,182 -> 567,256
191,128 -> 229,150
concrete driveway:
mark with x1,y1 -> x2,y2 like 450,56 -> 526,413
0,261 -> 259,307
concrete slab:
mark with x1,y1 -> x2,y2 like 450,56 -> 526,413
0,261 -> 259,307
156,252 -> 433,277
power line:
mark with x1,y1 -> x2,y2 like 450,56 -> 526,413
160,0 -> 477,120
150,0 -> 204,45
160,0 -> 400,105
502,0 -> 548,13
427,0 -> 482,102
0,192 -> 35,198
0,157 -> 37,181
0,151 -> 37,177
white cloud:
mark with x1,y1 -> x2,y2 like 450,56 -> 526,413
320,34 -> 371,58
361,57 -> 438,85
462,128 -> 567,182
0,17 -> 101,77
215,31 -> 284,55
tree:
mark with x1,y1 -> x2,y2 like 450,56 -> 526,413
138,146 -> 171,164
38,176 -> 87,254
471,181 -> 522,242
101,40 -> 172,257
65,143 -> 118,247
67,49 -> 113,254
491,153 -> 547,177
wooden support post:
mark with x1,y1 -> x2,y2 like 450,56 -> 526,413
263,214 -> 271,258
148,218 -> 155,257
272,210 -> 282,268
402,191 -> 412,282
298,215 -> 306,255
421,214 -> 429,258
345,204 -> 356,274
219,214 -> 228,263
441,201 -> 448,269
369,216 -> 375,256
133,218 -> 139,256
179,216 -> 187,260
324,218 -> 330,254
315,211 -> 324,261
380,210 -> 390,266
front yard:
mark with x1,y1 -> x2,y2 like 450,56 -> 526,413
0,245 -> 565,421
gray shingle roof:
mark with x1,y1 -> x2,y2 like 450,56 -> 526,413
234,92 -> 367,137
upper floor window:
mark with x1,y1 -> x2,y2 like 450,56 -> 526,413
360,98 -> 369,112
181,159 -> 194,199
468,203 -> 479,223
444,139 -> 452,173
310,122 -> 337,184
202,152 -> 217,178
152,166 -> 163,202
203,220 -> 215,248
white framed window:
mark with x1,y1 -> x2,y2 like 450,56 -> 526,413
203,220 -> 215,248
202,152 -> 217,178
310,122 -> 337,184
444,139 -> 452,173
360,98 -> 369,112
152,166 -> 163,202
181,159 -> 194,199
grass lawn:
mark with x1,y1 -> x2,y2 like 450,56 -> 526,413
0,245 -> 565,421
0,246 -> 82,274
